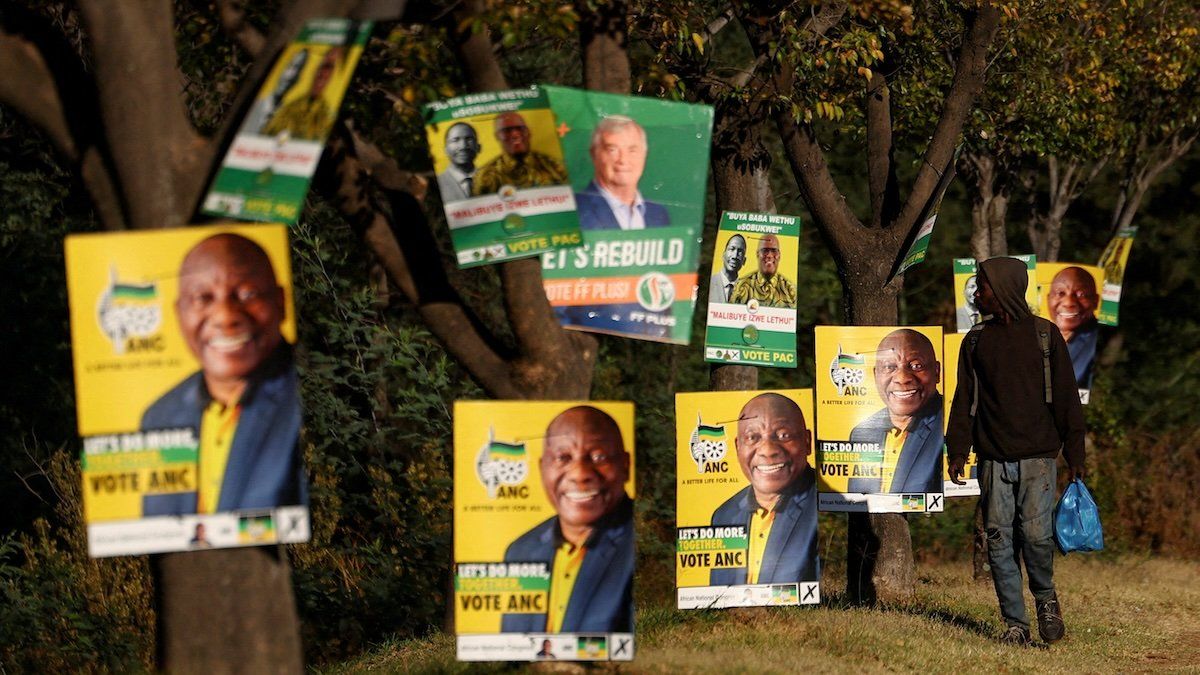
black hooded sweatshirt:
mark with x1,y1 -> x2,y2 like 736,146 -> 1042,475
946,257 -> 1086,468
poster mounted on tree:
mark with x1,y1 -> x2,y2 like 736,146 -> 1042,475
813,325 -> 946,513
953,254 -> 1038,333
202,19 -> 372,224
940,333 -> 979,497
539,85 -> 712,344
453,401 -> 636,663
674,390 -> 820,610
1035,262 -> 1104,403
64,224 -> 309,557
887,148 -> 959,282
423,86 -> 584,267
1097,225 -> 1137,326
704,212 -> 801,368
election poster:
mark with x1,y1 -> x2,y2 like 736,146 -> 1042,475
202,19 -> 372,224
813,325 -> 946,513
453,401 -> 636,662
424,86 -> 584,268
941,333 -> 979,497
539,85 -> 712,344
64,224 -> 309,557
1097,225 -> 1136,326
675,390 -> 820,610
704,212 -> 801,368
887,148 -> 959,282
1035,262 -> 1104,403
953,255 -> 1038,332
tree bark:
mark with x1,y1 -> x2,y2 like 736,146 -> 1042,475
961,150 -> 1009,260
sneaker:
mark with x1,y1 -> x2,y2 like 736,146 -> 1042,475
1000,624 -> 1032,646
1037,594 -> 1066,643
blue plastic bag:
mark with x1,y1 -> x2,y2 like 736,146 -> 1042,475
1054,478 -> 1104,554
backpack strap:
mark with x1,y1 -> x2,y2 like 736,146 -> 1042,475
1038,327 -> 1053,404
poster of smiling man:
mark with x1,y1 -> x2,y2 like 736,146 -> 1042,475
64,224 -> 309,557
424,86 -> 584,268
539,86 -> 712,344
1035,262 -> 1104,402
704,212 -> 801,368
202,19 -> 372,224
814,325 -> 946,513
675,390 -> 820,610
453,401 -> 636,663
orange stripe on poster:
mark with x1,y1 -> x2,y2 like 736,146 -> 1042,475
545,274 -> 696,306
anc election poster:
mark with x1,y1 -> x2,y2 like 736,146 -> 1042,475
64,224 -> 309,557
1035,262 -> 1103,404
424,86 -> 583,268
1097,225 -> 1136,326
539,85 -> 712,344
675,390 -> 820,610
453,401 -> 636,662
814,325 -> 946,514
704,212 -> 801,368
953,255 -> 1038,333
202,19 -> 372,224
941,333 -> 979,497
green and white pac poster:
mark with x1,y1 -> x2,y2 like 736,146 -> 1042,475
1097,225 -> 1136,326
704,211 -> 801,367
424,86 -> 584,268
539,85 -> 712,344
202,19 -> 372,224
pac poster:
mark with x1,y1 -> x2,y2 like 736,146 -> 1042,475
1035,262 -> 1103,403
424,87 -> 583,267
64,224 -> 309,557
704,212 -> 801,368
675,390 -> 820,610
1097,225 -> 1136,326
202,19 -> 371,224
453,401 -> 636,662
953,255 -> 1037,333
539,85 -> 712,344
814,325 -> 946,513
941,333 -> 979,496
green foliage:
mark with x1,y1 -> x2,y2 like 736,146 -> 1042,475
287,206 -> 482,663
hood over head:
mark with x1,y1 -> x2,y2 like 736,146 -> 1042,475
979,256 -> 1032,321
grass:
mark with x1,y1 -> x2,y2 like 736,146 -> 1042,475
321,555 -> 1200,673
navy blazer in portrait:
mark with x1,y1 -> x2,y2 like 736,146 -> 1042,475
139,345 -> 306,515
500,497 -> 634,633
575,181 -> 670,231
846,393 -> 944,494
709,469 -> 819,586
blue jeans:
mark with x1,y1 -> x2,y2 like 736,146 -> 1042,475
980,458 -> 1058,629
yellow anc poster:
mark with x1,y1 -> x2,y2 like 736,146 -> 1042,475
941,332 -> 979,497
453,401 -> 636,663
675,390 -> 820,609
814,325 -> 946,514
64,224 -> 308,557
1035,262 -> 1104,403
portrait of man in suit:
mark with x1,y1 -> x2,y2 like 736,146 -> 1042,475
847,329 -> 944,494
708,234 -> 747,304
141,233 -> 305,516
1046,266 -> 1099,388
435,122 -> 481,202
575,115 -> 670,231
500,406 -> 633,633
709,393 -> 818,587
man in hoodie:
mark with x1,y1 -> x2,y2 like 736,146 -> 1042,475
947,256 -> 1087,646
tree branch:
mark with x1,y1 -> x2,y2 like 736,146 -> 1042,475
865,68 -> 898,229
891,4 -> 1001,234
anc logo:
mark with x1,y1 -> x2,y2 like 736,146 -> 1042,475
829,344 -> 866,396
97,266 -> 162,355
635,272 -> 675,312
689,414 -> 727,473
475,428 -> 529,498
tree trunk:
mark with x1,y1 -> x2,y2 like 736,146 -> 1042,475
962,150 -> 1009,260
156,548 -> 303,673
